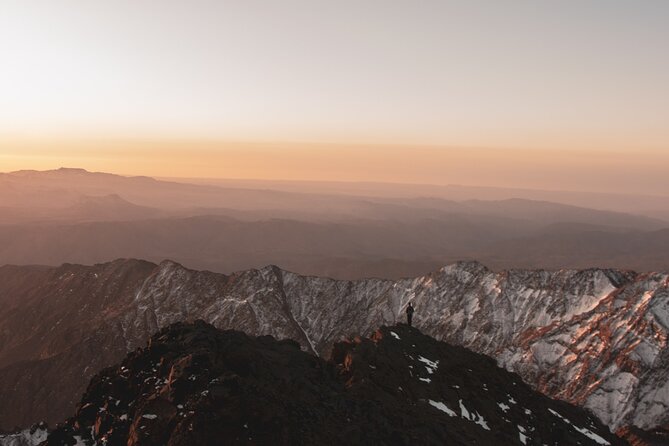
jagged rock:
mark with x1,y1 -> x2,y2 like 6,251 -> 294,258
0,259 -> 668,439
0,423 -> 48,446
44,322 -> 625,446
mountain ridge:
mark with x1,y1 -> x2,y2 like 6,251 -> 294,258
41,321 -> 626,446
0,258 -> 668,437
3,167 -> 669,280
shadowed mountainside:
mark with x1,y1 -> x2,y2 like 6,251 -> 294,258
44,321 -> 625,446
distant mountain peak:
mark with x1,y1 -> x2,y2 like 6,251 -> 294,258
7,167 -> 155,181
55,167 -> 90,174
8,167 -> 95,176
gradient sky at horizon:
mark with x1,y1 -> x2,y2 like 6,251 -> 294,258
1,1 -> 668,191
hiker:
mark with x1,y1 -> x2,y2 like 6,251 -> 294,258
406,302 -> 415,327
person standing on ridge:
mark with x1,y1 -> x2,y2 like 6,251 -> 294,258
406,302 -> 415,327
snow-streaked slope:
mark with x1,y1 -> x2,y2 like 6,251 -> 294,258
1,259 -> 668,435
120,260 -> 665,432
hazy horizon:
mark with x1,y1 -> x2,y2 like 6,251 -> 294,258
2,165 -> 669,280
4,142 -> 669,196
3,164 -> 669,201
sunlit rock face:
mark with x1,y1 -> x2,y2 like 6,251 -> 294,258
1,259 -> 668,436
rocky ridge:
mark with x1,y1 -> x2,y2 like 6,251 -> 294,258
0,259 -> 667,438
45,321 -> 625,446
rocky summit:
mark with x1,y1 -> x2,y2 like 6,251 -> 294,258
44,321 -> 624,446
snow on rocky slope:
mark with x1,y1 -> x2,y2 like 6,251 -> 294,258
44,322 -> 626,446
120,260 -> 667,432
0,259 -> 667,437
0,424 -> 48,446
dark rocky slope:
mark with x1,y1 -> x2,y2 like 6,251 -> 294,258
0,260 -> 156,429
617,426 -> 669,446
45,322 -> 623,446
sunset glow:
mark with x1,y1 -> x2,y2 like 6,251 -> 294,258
1,1 -> 668,193
1,139 -> 668,194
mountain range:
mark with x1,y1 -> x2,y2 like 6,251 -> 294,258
0,259 -> 667,443
2,168 -> 669,278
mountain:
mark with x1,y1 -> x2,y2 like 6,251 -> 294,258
2,168 -> 669,279
59,194 -> 164,222
3,168 -> 665,228
41,321 -> 624,446
176,177 -> 669,219
0,194 -> 164,224
0,259 -> 668,442
1,214 -> 669,281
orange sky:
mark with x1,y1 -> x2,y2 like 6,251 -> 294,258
1,2 -> 668,146
2,139 -> 669,195
0,2 -> 667,193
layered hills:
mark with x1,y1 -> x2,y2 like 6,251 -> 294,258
2,168 -> 669,278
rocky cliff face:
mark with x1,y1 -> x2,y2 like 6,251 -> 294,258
44,321 -> 625,446
0,424 -> 47,446
0,259 -> 667,438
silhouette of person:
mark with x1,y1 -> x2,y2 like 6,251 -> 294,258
406,302 -> 415,327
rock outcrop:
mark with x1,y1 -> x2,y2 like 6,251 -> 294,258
45,322 -> 625,446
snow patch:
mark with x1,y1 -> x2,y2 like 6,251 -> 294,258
497,402 -> 510,413
428,400 -> 457,417
459,399 -> 490,431
548,409 -> 610,445
417,356 -> 439,374
518,425 -> 528,445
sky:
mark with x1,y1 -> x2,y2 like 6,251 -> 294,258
0,1 -> 668,191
